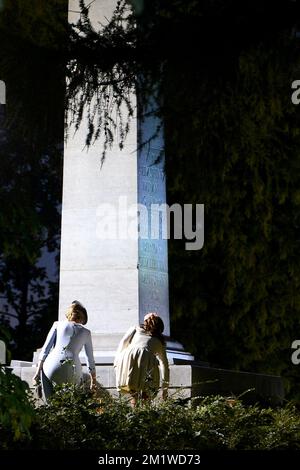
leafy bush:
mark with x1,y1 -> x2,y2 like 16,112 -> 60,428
192,396 -> 300,450
1,382 -> 300,450
0,366 -> 35,447
28,385 -> 300,450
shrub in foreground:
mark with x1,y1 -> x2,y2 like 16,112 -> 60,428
0,366 -> 35,447
1,382 -> 300,450
30,385 -> 300,450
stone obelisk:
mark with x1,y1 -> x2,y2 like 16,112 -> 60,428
60,0 -> 191,363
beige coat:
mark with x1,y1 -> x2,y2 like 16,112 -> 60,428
114,326 -> 169,394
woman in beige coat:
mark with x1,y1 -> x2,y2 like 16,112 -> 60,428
114,313 -> 169,407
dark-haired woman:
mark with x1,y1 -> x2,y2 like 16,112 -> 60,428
114,312 -> 169,406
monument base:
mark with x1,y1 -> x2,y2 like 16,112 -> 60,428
88,333 -> 197,364
32,333 -> 196,365
16,332 -> 284,404
10,361 -> 284,404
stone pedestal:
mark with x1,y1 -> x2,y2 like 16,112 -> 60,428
11,360 -> 284,404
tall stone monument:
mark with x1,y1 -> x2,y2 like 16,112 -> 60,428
60,0 -> 191,363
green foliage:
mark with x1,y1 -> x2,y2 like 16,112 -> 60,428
0,0 -> 67,146
0,383 -> 299,450
0,125 -> 62,358
167,30 -> 300,398
193,396 -> 300,450
0,1 -> 63,358
5,384 -> 300,450
0,366 -> 35,446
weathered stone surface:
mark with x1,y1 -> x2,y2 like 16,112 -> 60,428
12,363 -> 284,404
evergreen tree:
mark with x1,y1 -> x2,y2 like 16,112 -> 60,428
0,0 -> 64,359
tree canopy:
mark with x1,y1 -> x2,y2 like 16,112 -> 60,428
0,0 -> 64,357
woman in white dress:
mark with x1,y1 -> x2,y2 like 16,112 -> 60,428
33,301 -> 96,401
114,312 -> 169,407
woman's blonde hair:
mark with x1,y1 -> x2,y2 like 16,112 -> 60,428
65,300 -> 87,325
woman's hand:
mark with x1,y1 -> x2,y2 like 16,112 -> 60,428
32,371 -> 41,384
90,372 -> 97,391
90,383 -> 97,393
32,360 -> 43,384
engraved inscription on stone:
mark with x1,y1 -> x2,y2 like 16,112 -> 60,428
139,256 -> 168,272
138,116 -> 170,334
